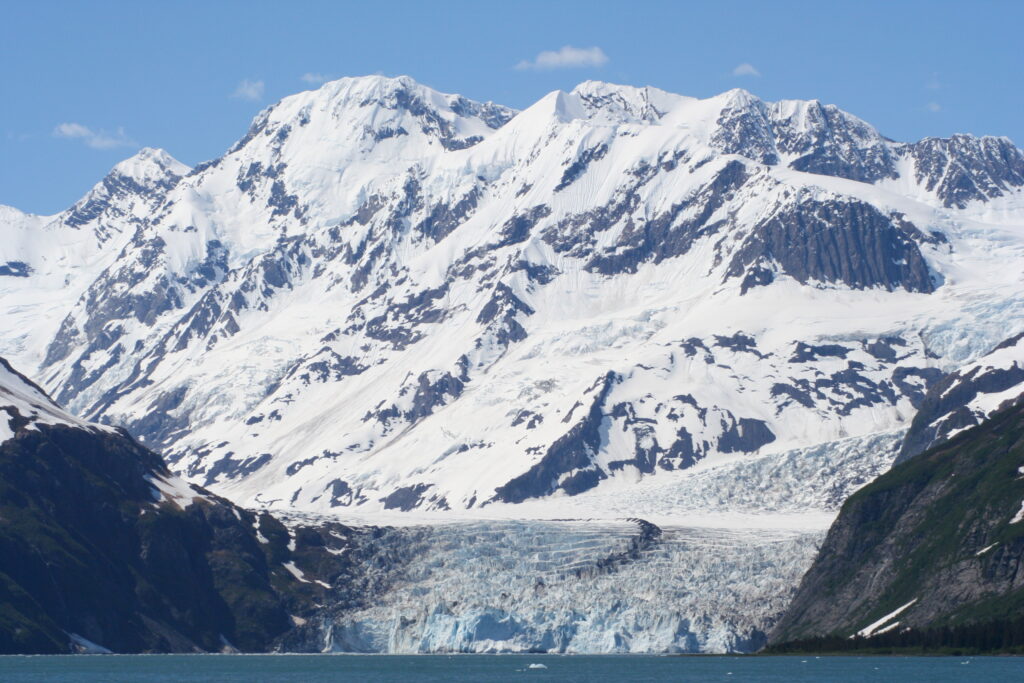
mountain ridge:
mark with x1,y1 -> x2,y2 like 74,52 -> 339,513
2,75 -> 1023,518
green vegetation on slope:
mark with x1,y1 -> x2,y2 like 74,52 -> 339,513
770,400 -> 1024,646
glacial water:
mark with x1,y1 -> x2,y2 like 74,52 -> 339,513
0,654 -> 1020,681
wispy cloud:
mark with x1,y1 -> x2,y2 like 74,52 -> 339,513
301,73 -> 330,85
925,73 -> 942,90
926,102 -> 942,113
732,63 -> 761,77
231,78 -> 265,101
515,46 -> 609,70
53,122 -> 135,150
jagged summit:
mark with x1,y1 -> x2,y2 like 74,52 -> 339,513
65,146 -> 188,229
569,81 -> 690,123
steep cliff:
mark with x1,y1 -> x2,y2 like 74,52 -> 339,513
771,399 -> 1024,647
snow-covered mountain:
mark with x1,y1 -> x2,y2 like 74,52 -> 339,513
896,332 -> 1024,463
0,147 -> 188,372
4,75 -> 1024,521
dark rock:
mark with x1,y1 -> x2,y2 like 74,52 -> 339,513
554,144 -> 609,192
0,415 -> 350,654
727,199 -> 935,294
897,334 -> 1024,463
907,135 -> 1024,208
381,484 -> 433,511
790,342 -> 850,363
0,261 -> 31,278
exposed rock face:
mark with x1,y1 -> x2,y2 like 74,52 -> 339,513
770,399 -> 1024,645
907,135 -> 1024,208
897,333 -> 1024,464
726,198 -> 937,294
0,148 -> 189,373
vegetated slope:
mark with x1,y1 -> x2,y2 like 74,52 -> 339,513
0,356 -> 358,654
2,76 -> 1024,517
769,388 -> 1024,648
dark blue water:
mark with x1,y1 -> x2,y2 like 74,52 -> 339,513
0,654 -> 1020,682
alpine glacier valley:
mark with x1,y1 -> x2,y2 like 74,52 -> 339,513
3,74 -> 1024,654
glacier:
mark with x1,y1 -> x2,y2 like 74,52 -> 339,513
279,518 -> 821,654
2,74 -> 1024,653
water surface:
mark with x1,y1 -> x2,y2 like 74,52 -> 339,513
0,654 -> 1019,681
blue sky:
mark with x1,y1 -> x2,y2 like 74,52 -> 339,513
2,0 -> 1022,214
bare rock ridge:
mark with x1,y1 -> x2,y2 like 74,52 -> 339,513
897,333 -> 1024,464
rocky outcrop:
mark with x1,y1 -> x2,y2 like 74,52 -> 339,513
907,135 -> 1024,208
727,199 -> 937,294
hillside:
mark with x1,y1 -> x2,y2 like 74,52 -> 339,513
0,357 -> 354,653
770,398 -> 1024,647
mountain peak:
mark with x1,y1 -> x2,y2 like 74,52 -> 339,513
570,81 -> 690,123
717,87 -> 762,107
109,147 -> 189,186
226,74 -> 517,159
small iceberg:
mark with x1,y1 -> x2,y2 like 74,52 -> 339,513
527,663 -> 548,669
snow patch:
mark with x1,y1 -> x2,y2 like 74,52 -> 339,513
148,474 -> 202,509
855,599 -> 918,638
1010,501 -> 1024,525
68,633 -> 113,654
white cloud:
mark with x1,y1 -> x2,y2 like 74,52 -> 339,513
926,73 -> 942,90
52,122 -> 135,150
232,78 -> 265,101
732,63 -> 761,77
926,102 -> 942,112
301,73 -> 329,85
515,46 -> 609,70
